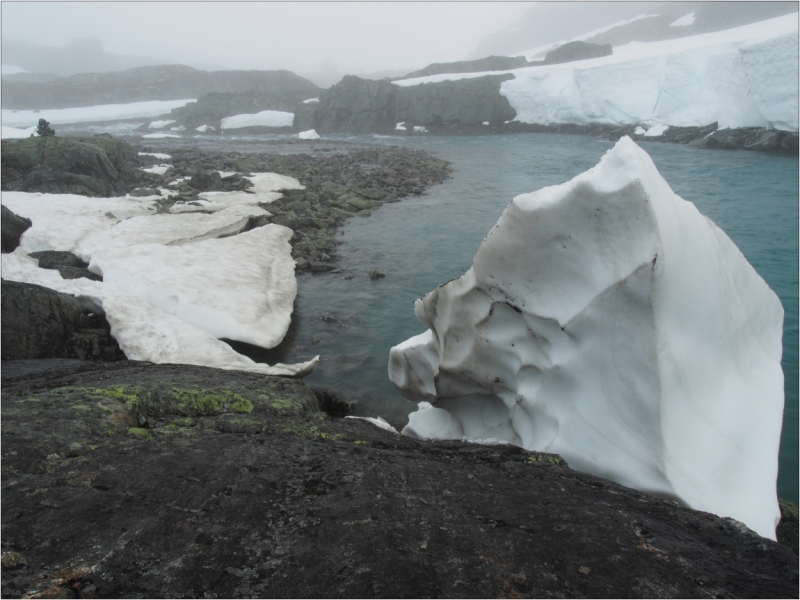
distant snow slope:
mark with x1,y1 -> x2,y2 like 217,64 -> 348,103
396,14 -> 798,132
389,137 -> 784,540
2,99 -> 195,127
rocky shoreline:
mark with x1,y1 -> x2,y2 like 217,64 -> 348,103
1,359 -> 797,599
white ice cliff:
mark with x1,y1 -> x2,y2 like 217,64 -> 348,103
388,137 -> 784,540
2,173 -> 317,377
394,14 -> 798,132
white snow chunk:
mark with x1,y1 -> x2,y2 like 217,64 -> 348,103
142,164 -> 170,175
395,122 -> 407,131
643,123 -> 669,137
139,152 -> 172,160
2,65 -> 29,75
388,137 -> 784,541
1,99 -> 195,127
142,133 -> 181,139
170,125 -> 186,132
2,125 -> 37,139
413,126 -> 428,132
303,98 -> 320,104
149,119 -> 176,129
102,289 -> 318,377
299,129 -> 320,140
220,110 -> 294,129
482,121 -> 490,126
90,225 -> 299,350
670,12 -> 696,27
345,416 -> 399,434
634,126 -> 646,135
2,191 -> 159,257
195,124 -> 216,132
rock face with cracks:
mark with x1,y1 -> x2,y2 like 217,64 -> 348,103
389,136 -> 784,540
0,359 -> 797,599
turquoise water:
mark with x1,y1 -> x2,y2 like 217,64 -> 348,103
276,133 -> 798,503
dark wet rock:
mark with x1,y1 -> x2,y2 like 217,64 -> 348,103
29,251 -> 87,270
1,205 -> 32,253
777,499 -> 799,556
1,359 -> 797,599
543,41 -> 613,64
0,280 -> 124,361
397,55 -> 532,80
314,76 -> 398,134
369,270 -> 386,280
53,266 -> 103,282
310,261 -> 337,273
1,136 -> 142,197
187,170 -> 222,192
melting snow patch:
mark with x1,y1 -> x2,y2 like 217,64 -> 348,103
302,98 -> 320,104
139,152 -> 172,160
220,110 -> 294,129
670,12 -> 696,27
142,133 -> 181,139
413,126 -> 428,132
2,125 -> 37,139
142,164 -> 171,175
389,137 -> 784,540
643,123 -> 669,137
170,125 -> 186,132
395,122 -> 407,131
149,119 -> 176,129
345,416 -> 399,434
299,129 -> 320,140
1,99 -> 196,127
634,126 -> 646,135
196,124 -> 215,132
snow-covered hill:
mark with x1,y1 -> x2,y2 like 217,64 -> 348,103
395,14 -> 798,132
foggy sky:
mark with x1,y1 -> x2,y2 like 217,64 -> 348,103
2,2 -> 534,75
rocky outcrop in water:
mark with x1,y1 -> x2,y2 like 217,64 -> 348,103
1,136 -> 143,197
1,65 -> 319,110
0,281 -> 124,361
0,358 -> 796,599
313,74 -> 517,134
1,206 -> 32,253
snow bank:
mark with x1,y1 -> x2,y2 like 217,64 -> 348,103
148,119 -> 176,129
670,12 -> 696,27
220,110 -> 294,129
395,15 -> 798,132
142,133 -> 180,139
299,129 -> 320,140
389,137 -> 784,540
2,125 -> 37,139
1,99 -> 196,127
2,174 -> 315,375
196,124 -> 215,132
142,164 -> 171,175
2,65 -> 29,75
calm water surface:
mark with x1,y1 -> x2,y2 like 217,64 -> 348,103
273,133 -> 798,503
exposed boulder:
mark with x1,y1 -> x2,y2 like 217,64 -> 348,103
397,55 -> 532,80
29,250 -> 103,282
0,280 -> 124,361
1,205 -> 32,253
314,76 -> 398,134
1,136 -> 141,197
313,74 -> 517,133
35,118 -> 55,137
543,40 -> 613,64
396,74 -> 517,129
0,359 -> 796,598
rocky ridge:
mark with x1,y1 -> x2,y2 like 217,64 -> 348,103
0,358 -> 797,599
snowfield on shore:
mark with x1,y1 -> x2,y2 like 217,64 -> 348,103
1,169 -> 318,377
2,99 -> 196,128
389,137 -> 784,540
394,14 -> 798,132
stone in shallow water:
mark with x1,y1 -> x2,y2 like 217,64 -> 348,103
389,136 -> 784,540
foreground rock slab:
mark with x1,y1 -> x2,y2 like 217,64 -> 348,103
1,360 -> 796,598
